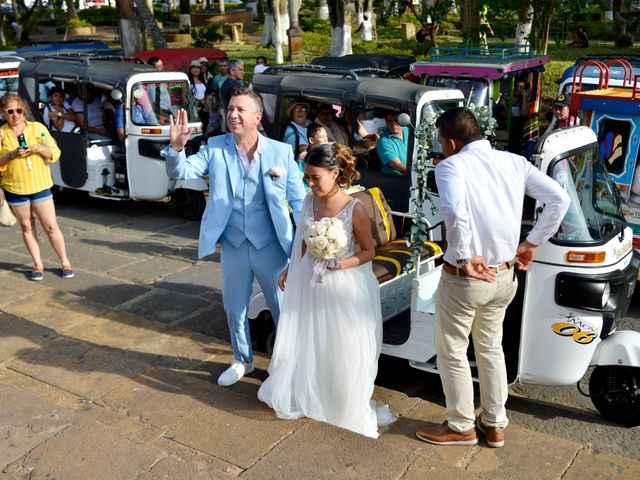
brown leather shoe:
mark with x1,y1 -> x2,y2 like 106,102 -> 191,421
415,421 -> 478,446
476,417 -> 505,448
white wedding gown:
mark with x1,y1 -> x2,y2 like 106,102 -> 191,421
258,194 -> 384,438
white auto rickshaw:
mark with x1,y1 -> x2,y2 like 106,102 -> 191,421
18,53 -> 207,220
249,62 -> 640,426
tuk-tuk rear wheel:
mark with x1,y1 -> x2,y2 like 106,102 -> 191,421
170,188 -> 206,221
589,365 -> 640,427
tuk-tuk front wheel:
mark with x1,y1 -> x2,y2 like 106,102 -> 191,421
170,188 -> 206,221
589,365 -> 640,427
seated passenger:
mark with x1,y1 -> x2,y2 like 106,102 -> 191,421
376,112 -> 408,175
102,90 -> 125,144
71,84 -> 109,140
131,89 -> 154,125
43,87 -> 76,133
315,104 -> 349,145
282,100 -> 312,160
298,122 -> 328,166
343,109 -> 380,152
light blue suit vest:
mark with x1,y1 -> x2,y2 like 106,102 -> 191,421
222,157 -> 278,249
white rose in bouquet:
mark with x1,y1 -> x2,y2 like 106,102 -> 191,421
304,217 -> 348,261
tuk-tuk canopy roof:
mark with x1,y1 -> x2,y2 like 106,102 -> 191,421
412,44 -> 548,80
255,65 -> 462,113
310,54 -> 416,77
560,55 -> 640,84
18,53 -> 158,89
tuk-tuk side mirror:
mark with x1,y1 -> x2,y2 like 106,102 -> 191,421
397,113 -> 412,128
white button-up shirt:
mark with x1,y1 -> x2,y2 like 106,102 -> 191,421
436,140 -> 570,267
235,134 -> 262,174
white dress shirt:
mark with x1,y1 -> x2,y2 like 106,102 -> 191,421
235,134 -> 262,174
436,139 -> 570,267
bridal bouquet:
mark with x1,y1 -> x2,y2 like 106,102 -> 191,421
304,217 -> 348,286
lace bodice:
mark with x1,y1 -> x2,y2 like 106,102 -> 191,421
302,193 -> 361,258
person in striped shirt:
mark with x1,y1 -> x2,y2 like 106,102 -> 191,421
0,93 -> 73,281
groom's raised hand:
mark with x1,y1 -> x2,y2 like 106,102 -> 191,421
169,109 -> 192,151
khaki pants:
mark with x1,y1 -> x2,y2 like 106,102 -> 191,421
435,266 -> 518,432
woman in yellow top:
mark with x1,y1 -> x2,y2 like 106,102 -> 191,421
0,93 -> 73,281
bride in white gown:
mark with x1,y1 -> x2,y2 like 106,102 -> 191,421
258,143 -> 394,438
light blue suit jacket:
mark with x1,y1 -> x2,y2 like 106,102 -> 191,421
165,134 -> 306,259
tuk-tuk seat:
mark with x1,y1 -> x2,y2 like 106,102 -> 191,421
352,187 -> 443,284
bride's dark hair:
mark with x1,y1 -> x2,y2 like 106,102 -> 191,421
305,142 -> 360,188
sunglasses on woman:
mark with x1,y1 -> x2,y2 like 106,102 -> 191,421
4,108 -> 23,115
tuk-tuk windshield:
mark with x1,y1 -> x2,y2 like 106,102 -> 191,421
0,75 -> 18,97
551,147 -> 626,243
131,80 -> 199,126
421,100 -> 464,155
425,77 -> 489,108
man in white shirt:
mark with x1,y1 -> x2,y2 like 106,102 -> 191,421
415,107 -> 570,448
72,85 -> 109,140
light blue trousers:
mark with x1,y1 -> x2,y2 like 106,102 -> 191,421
220,238 -> 287,364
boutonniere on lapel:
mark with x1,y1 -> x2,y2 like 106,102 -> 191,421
268,167 -> 286,180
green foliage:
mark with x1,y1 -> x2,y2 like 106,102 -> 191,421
78,7 -> 118,26
299,16 -> 331,34
68,18 -> 93,29
191,25 -> 225,48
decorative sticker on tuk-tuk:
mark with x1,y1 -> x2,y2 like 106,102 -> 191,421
551,314 -> 598,345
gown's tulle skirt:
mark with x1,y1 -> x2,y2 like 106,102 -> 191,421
258,253 -> 383,438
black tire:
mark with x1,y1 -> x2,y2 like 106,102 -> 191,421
589,365 -> 640,427
252,311 -> 276,354
170,188 -> 206,221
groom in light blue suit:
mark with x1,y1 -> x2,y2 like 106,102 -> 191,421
165,88 -> 306,386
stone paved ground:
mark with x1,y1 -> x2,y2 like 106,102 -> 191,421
0,193 -> 639,479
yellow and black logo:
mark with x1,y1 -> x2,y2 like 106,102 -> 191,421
551,322 -> 597,345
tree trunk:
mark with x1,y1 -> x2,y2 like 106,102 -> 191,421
327,0 -> 352,57
515,4 -> 533,51
179,0 -> 191,33
219,0 -> 225,14
117,0 -> 146,56
604,0 -> 613,21
317,0 -> 329,19
462,0 -> 479,44
133,0 -> 168,49
65,0 -> 78,20
262,0 -> 289,64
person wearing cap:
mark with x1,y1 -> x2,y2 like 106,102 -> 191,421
283,100 -> 312,160
102,89 -> 125,143
376,111 -> 408,176
188,59 -> 214,131
545,94 -> 579,134
43,87 -> 76,133
199,56 -> 214,84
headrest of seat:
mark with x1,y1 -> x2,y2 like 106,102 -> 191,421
352,187 -> 396,247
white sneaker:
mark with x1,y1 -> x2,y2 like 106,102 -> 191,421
217,361 -> 254,387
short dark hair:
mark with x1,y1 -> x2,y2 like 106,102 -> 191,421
306,122 -> 325,141
147,56 -> 161,66
230,87 -> 264,113
256,55 -> 267,64
435,107 -> 482,145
